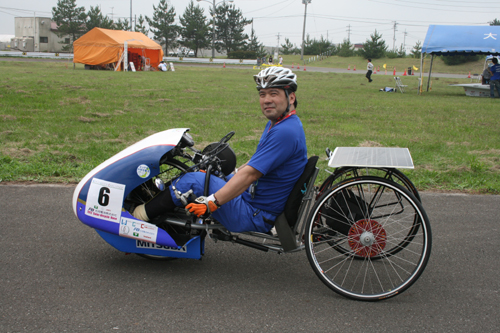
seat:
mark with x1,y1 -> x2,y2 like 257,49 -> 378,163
394,77 -> 408,93
273,156 -> 319,252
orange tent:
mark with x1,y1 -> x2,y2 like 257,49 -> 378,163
73,28 -> 164,70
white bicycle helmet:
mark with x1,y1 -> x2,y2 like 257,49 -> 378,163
254,66 -> 298,92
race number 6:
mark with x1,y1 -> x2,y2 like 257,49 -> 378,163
98,187 -> 110,206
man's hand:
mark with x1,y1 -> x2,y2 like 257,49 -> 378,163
185,194 -> 219,217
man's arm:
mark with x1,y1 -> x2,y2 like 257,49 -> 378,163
215,165 -> 262,205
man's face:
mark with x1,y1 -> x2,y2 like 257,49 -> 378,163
259,88 -> 295,123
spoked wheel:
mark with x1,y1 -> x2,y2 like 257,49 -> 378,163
125,159 -> 190,261
125,159 -> 190,207
305,176 -> 431,301
319,167 -> 420,202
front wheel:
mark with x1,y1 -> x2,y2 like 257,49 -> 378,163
305,176 -> 432,301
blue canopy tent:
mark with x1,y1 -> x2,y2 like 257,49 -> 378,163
420,25 -> 500,92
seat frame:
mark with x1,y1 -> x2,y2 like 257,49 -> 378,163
394,77 -> 408,93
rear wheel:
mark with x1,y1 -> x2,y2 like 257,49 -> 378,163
305,176 -> 431,301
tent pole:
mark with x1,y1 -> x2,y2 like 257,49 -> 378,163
427,54 -> 434,92
419,52 -> 424,94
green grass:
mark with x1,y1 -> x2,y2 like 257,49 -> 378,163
1,60 -> 499,193
281,55 -> 485,75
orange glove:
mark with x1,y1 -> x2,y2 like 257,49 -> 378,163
185,194 -> 220,217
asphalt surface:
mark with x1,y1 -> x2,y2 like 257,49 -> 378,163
1,185 -> 498,332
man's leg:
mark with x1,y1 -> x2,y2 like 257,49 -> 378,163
495,80 -> 500,98
169,172 -> 271,233
490,81 -> 496,98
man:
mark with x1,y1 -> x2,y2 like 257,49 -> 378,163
366,58 -> 374,83
158,61 -> 167,72
489,57 -> 500,98
133,67 -> 307,233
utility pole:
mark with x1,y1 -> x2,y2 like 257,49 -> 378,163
393,21 -> 398,51
300,0 -> 311,61
346,24 -> 351,43
403,29 -> 407,52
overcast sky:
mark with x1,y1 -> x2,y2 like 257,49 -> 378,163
1,0 -> 499,51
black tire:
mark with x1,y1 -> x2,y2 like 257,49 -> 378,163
305,176 -> 432,301
319,167 -> 420,202
126,159 -> 190,261
318,168 -> 422,258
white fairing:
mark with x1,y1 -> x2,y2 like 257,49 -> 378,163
72,128 -> 189,216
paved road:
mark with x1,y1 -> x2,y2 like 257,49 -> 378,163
0,185 -> 498,332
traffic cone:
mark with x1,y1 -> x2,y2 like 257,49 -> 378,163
348,65 -> 351,70
468,71 -> 471,78
403,69 -> 407,76
292,63 -> 294,68
304,65 -> 306,71
377,66 -> 380,72
223,62 -> 226,68
373,69 -> 376,74
393,67 -> 396,75
353,65 -> 356,71
385,69 -> 387,75
297,64 -> 300,69
412,70 -> 415,76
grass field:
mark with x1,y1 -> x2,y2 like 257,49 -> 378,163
1,60 -> 499,193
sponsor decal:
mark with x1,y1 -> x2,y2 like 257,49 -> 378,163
137,164 -> 151,178
119,217 -> 158,242
136,240 -> 187,253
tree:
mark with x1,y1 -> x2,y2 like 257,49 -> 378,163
489,18 -> 500,25
213,3 -> 252,54
303,35 -> 333,55
113,18 -> 130,31
52,0 -> 87,51
85,6 -> 113,32
397,43 -> 406,58
246,28 -> 265,58
358,30 -> 387,59
281,38 -> 297,55
179,1 -> 210,57
147,0 -> 179,54
410,40 -> 421,58
134,15 -> 148,35
337,39 -> 354,57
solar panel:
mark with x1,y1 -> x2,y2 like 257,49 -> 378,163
328,147 -> 414,169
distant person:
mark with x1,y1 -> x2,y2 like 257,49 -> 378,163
158,61 -> 167,72
366,58 -> 374,83
482,64 -> 492,84
489,58 -> 500,98
279,56 -> 283,65
269,55 -> 273,64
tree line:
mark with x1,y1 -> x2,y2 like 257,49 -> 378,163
281,30 -> 422,59
53,0 -> 500,62
52,0 -> 265,57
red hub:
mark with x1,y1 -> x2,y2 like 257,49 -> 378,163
348,219 -> 387,257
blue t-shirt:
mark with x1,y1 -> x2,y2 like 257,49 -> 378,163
245,115 -> 308,215
490,64 -> 500,81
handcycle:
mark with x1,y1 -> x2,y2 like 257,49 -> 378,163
73,128 -> 431,301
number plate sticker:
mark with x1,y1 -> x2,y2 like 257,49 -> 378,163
85,178 -> 126,223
